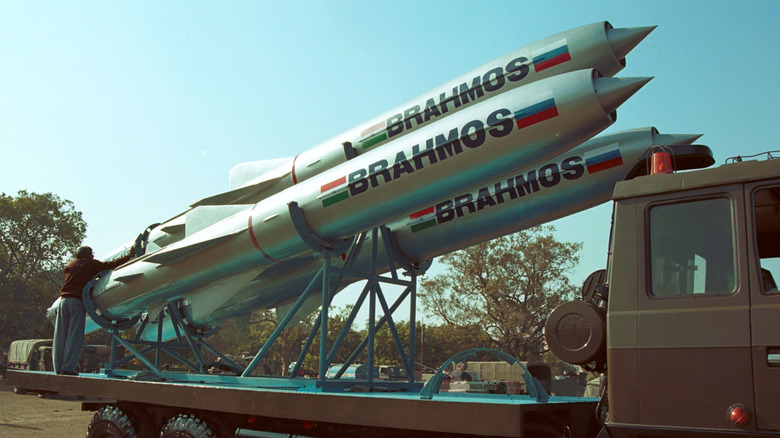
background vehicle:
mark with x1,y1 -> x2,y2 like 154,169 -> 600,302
7,340 -> 108,395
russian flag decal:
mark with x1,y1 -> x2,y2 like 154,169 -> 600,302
532,39 -> 572,72
584,143 -> 623,174
514,92 -> 559,129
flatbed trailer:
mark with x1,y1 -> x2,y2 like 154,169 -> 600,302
5,368 -> 599,437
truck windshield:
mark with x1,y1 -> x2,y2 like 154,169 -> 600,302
648,197 -> 736,296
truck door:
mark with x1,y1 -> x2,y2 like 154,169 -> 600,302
747,184 -> 780,430
636,186 -> 754,431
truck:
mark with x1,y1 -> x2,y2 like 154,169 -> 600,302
6,339 -> 110,395
544,152 -> 780,436
6,153 -> 780,437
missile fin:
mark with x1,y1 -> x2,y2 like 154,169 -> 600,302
275,292 -> 323,327
145,230 -> 242,265
192,171 -> 289,207
149,214 -> 187,247
137,305 -> 172,341
653,133 -> 703,146
229,158 -> 291,190
160,223 -> 185,234
114,273 -> 143,283
185,205 -> 252,237
231,314 -> 251,332
183,269 -> 265,321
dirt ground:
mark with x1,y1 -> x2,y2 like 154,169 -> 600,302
0,379 -> 98,437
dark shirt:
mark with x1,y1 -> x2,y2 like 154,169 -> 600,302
59,254 -> 132,299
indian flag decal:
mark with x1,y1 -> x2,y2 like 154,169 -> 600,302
409,206 -> 437,233
357,121 -> 388,150
532,39 -> 571,72
584,143 -> 623,173
514,92 -> 558,129
320,176 -> 349,207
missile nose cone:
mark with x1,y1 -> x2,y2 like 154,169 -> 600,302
595,76 -> 653,114
607,25 -> 657,61
654,133 -> 703,146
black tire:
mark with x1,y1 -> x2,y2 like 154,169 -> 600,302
13,386 -> 27,395
160,414 -> 216,438
87,405 -> 139,438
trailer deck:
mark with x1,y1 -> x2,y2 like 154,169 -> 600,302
6,369 -> 598,437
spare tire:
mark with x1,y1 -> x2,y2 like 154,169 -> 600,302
545,300 -> 606,366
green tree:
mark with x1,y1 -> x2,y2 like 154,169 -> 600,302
0,191 -> 86,347
230,309 -> 314,375
417,322 -> 494,369
420,226 -> 581,361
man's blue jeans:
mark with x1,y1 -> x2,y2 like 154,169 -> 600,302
53,297 -> 85,373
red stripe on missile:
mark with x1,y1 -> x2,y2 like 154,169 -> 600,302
410,206 -> 434,219
360,121 -> 385,138
292,154 -> 299,185
515,107 -> 560,129
248,207 -> 281,263
534,52 -> 572,72
321,176 -> 346,193
587,156 -> 624,173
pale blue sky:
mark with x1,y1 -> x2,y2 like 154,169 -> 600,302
2,1 -> 779,318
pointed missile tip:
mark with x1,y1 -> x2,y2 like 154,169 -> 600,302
595,76 -> 653,114
608,25 -> 658,60
654,133 -> 703,146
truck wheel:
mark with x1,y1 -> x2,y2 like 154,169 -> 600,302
160,413 -> 216,438
13,386 -> 27,395
87,405 -> 139,438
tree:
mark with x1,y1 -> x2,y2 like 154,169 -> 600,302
416,322 -> 494,369
419,226 -> 581,361
0,191 -> 86,347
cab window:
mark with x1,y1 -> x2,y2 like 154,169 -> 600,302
753,187 -> 780,294
649,197 -> 736,297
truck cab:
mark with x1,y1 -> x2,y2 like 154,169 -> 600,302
550,156 -> 780,437
606,156 -> 780,436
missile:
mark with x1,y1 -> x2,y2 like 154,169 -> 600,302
85,69 -> 648,325
142,126 -> 711,341
142,22 -> 654,251
393,128 -> 712,260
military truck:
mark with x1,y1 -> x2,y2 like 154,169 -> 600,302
7,339 -> 109,395
6,154 -> 780,437
545,152 -> 780,436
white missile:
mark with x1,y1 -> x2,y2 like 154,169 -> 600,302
140,22 -> 653,251
85,69 -> 648,326
188,128 -> 711,335
142,125 -> 709,341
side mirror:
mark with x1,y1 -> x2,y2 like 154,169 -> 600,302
581,269 -> 607,301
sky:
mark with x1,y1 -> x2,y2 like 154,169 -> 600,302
2,1 -> 779,322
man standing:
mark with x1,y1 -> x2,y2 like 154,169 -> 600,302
53,246 -> 133,375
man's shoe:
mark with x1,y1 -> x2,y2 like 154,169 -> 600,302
61,370 -> 79,376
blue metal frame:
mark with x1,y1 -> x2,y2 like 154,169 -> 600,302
87,202 -> 429,392
419,348 -> 550,402
244,225 -> 427,391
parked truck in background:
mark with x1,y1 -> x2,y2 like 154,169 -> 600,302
6,339 -> 109,395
